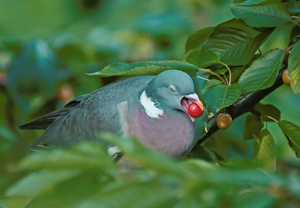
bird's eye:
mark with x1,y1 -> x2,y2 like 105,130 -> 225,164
169,85 -> 176,93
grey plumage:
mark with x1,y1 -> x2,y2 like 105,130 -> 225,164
20,70 -> 204,157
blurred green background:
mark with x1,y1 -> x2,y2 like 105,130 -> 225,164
0,0 -> 299,196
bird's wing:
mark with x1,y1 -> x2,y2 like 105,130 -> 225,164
25,76 -> 154,148
19,98 -> 82,130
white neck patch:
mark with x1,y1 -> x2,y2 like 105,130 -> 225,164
140,91 -> 164,119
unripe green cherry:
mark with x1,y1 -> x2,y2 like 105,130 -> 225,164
282,69 -> 291,86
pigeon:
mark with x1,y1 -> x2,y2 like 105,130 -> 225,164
20,70 -> 204,157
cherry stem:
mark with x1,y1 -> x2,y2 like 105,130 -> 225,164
287,44 -> 295,52
198,68 -> 228,85
196,75 -> 210,81
220,62 -> 232,86
222,74 -> 229,85
290,19 -> 300,28
265,116 -> 279,123
291,16 -> 300,20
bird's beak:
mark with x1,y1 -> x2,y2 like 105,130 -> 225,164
180,93 -> 204,122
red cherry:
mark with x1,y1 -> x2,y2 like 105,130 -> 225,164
283,51 -> 291,65
188,102 -> 204,118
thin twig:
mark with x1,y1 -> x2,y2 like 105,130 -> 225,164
220,62 -> 232,85
222,74 -> 229,85
198,68 -> 227,85
196,75 -> 210,81
291,16 -> 300,20
287,44 -> 296,52
265,116 -> 279,123
290,19 -> 300,28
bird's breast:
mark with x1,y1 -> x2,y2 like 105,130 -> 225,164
126,105 -> 195,157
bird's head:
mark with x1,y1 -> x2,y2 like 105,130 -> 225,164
141,70 -> 204,121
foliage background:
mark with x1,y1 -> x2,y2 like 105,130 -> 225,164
0,0 -> 300,207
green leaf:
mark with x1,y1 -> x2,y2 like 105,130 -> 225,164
284,0 -> 300,14
238,49 -> 285,94
185,27 -> 215,53
203,83 -> 241,111
201,79 -> 221,94
181,159 -> 217,172
201,19 -> 272,66
76,182 -> 174,208
0,197 -> 31,208
239,0 -> 280,6
185,49 -> 220,68
230,65 -> 249,83
235,193 -> 276,208
188,145 -> 218,162
278,120 -> 300,158
0,126 -> 18,148
231,2 -> 291,27
25,173 -> 100,208
89,60 -> 198,77
17,142 -> 115,171
288,41 -> 300,96
6,170 -> 79,198
253,129 -> 276,172
243,114 -> 264,140
255,103 -> 281,122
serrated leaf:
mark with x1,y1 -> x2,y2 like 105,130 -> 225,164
238,49 -> 285,94
185,27 -> 215,53
201,79 -> 221,94
185,49 -> 220,68
278,120 -> 300,158
201,19 -> 272,66
203,83 -> 241,111
231,2 -> 291,27
253,129 -> 276,172
288,41 -> 300,96
89,60 -> 198,77
6,170 -> 79,198
255,103 -> 281,122
244,114 -> 264,140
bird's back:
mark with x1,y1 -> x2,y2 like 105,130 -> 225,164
22,75 -> 154,149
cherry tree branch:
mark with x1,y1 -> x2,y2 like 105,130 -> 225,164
192,66 -> 286,150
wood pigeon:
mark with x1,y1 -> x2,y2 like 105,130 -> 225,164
20,70 -> 204,157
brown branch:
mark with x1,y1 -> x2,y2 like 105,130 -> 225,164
192,66 -> 286,150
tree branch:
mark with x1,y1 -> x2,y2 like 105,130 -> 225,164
192,66 -> 286,150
